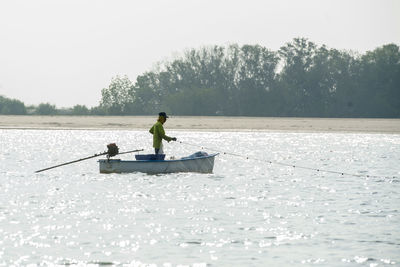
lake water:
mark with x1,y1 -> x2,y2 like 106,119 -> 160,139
1,129 -> 399,266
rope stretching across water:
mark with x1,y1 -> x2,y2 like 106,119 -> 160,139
178,141 -> 398,179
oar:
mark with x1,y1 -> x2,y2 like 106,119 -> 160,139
35,148 -> 144,173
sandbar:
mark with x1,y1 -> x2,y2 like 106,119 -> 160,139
0,115 -> 399,134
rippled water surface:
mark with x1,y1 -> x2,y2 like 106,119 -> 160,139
1,129 -> 399,266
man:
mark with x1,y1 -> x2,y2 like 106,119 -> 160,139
149,112 -> 177,154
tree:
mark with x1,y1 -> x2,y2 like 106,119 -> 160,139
278,38 -> 318,116
0,95 -> 27,115
236,44 -> 279,116
358,44 -> 400,117
100,75 -> 135,115
72,105 -> 89,115
305,46 -> 359,117
36,103 -> 57,115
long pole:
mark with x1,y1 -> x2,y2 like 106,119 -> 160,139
35,149 -> 143,173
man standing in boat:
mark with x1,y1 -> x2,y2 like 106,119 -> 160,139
149,112 -> 177,154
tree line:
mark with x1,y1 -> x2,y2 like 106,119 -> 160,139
0,97 -> 97,116
100,38 -> 399,117
2,38 -> 399,117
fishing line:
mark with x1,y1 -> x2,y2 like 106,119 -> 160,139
178,141 -> 398,179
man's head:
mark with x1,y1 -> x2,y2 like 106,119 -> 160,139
158,112 -> 168,123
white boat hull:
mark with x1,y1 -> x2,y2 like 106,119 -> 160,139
99,153 -> 217,174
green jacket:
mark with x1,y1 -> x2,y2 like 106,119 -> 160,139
149,121 -> 172,149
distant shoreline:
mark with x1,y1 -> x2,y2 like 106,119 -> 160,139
1,115 -> 399,134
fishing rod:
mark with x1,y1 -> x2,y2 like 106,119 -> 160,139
35,143 -> 143,173
178,141 -> 398,179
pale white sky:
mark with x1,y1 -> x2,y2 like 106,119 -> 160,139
0,0 -> 399,107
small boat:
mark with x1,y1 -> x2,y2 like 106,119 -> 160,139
98,151 -> 218,174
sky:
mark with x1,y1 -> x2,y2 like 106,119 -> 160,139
0,0 -> 399,108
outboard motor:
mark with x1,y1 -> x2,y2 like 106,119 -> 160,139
107,143 -> 119,158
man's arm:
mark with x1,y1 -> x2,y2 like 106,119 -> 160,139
157,124 -> 175,142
